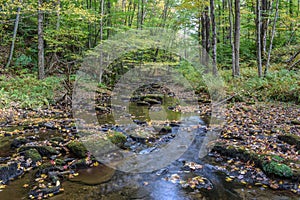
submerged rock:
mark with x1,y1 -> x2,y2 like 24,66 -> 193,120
69,165 -> 115,185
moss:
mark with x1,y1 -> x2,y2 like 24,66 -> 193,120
159,126 -> 172,134
108,131 -> 127,145
143,98 -> 161,104
262,161 -> 293,178
24,149 -> 42,162
212,144 -> 294,178
50,137 -> 64,143
291,120 -> 300,125
278,134 -> 300,150
67,141 -> 88,158
19,146 -> 58,157
38,162 -> 52,170
141,94 -> 163,101
55,159 -> 64,166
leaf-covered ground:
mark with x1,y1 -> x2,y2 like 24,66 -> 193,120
206,102 -> 300,194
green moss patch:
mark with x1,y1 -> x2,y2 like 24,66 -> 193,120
24,149 -> 42,162
108,131 -> 127,145
67,141 -> 88,158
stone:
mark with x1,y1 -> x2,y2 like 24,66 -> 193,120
19,146 -> 59,158
67,141 -> 88,158
24,149 -> 42,162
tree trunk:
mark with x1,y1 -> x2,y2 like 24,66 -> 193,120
234,0 -> 240,76
264,0 -> 279,76
56,0 -> 60,30
210,0 -> 217,76
256,0 -> 262,77
137,0 -> 141,29
106,0 -> 111,38
201,8 -> 210,66
261,0 -> 269,55
5,3 -> 21,68
162,0 -> 169,27
100,0 -> 104,41
228,0 -> 236,76
38,0 -> 45,80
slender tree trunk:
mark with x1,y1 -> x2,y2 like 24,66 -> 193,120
137,0 -> 141,29
234,0 -> 240,76
204,7 -> 210,66
201,9 -> 209,66
210,0 -> 217,76
100,0 -> 104,41
257,0 -> 262,77
38,0 -> 45,80
6,2 -> 21,68
264,0 -> 279,76
162,0 -> 169,27
228,0 -> 236,76
106,0 -> 111,38
56,0 -> 60,30
261,0 -> 269,55
141,0 -> 145,28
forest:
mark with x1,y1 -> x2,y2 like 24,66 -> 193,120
0,0 -> 299,199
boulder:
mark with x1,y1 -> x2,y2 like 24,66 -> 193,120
67,141 -> 88,158
19,146 -> 59,158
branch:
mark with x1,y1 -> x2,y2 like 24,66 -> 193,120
285,50 -> 300,64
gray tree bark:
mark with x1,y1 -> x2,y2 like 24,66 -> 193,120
38,0 -> 45,80
228,0 -> 236,76
264,0 -> 279,76
5,2 -> 21,68
210,0 -> 217,75
257,0 -> 262,77
234,0 -> 240,76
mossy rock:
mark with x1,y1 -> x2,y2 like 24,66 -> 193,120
19,146 -> 58,157
262,161 -> 293,178
159,126 -> 172,134
291,120 -> 300,125
278,134 -> 300,150
50,137 -> 64,143
108,131 -> 127,145
212,144 -> 294,178
143,98 -> 161,104
141,94 -> 163,101
136,101 -> 150,106
24,149 -> 42,162
55,159 -> 64,166
67,141 -> 88,158
11,137 -> 27,148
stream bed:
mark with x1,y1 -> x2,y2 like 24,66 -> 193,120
0,93 -> 299,199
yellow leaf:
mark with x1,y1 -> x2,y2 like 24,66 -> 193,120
0,185 -> 6,189
225,177 -> 233,182
73,173 -> 79,177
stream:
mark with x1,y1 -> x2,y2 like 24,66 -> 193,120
0,95 -> 298,199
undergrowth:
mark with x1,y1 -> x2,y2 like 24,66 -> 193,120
0,74 -> 62,108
